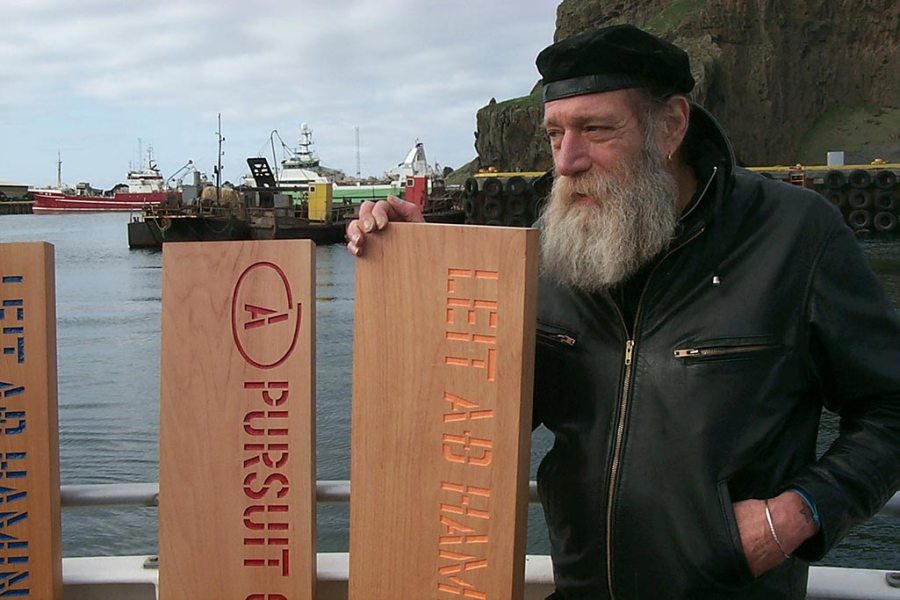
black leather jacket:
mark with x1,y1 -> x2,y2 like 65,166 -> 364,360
533,106 -> 900,599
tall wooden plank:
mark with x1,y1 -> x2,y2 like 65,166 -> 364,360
349,223 -> 539,600
159,240 -> 316,600
0,242 -> 62,599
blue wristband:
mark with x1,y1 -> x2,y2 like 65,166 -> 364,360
789,487 -> 821,527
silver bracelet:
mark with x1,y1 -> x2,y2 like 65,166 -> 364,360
764,499 -> 791,559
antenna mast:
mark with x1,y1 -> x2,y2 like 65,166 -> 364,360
56,150 -> 62,188
355,126 -> 361,179
216,113 -> 224,203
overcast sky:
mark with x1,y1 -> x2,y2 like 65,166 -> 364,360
0,0 -> 559,189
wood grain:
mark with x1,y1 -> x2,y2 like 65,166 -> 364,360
0,242 -> 62,599
159,240 -> 316,600
349,223 -> 539,600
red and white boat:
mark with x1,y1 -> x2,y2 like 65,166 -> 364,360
31,153 -> 179,213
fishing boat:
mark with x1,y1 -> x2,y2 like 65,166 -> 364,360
254,123 -> 441,202
127,131 -> 464,248
31,147 -> 184,213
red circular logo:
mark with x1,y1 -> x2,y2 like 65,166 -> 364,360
231,261 -> 302,369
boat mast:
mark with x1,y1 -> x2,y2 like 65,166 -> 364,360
356,126 -> 361,179
56,150 -> 62,189
216,113 -> 224,203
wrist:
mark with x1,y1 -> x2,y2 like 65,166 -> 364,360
788,486 -> 821,528
771,492 -> 819,554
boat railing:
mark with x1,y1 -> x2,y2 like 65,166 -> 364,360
59,482 -> 900,599
59,481 -> 900,516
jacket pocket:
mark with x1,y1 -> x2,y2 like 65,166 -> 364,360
673,337 -> 782,363
715,480 -> 755,586
536,321 -> 578,350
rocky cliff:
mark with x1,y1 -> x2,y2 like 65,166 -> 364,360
471,0 -> 900,173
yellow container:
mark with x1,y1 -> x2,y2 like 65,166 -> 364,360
308,182 -> 333,222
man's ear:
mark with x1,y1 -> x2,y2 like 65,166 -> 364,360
659,95 -> 691,158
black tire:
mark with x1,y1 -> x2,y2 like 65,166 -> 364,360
848,169 -> 872,189
483,177 -> 503,197
873,211 -> 897,233
874,170 -> 897,190
874,192 -> 897,212
484,198 -> 504,220
508,196 -> 527,216
464,177 -> 480,197
826,191 -> 846,208
531,172 -> 554,201
507,176 -> 528,196
847,190 -> 872,209
463,197 -> 478,218
825,170 -> 847,189
848,209 -> 872,229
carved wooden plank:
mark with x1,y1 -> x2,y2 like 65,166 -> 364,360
159,240 -> 316,600
0,242 -> 62,599
349,223 -> 539,600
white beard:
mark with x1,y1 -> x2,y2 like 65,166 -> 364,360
539,145 -> 680,292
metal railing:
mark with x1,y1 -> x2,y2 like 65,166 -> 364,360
59,482 -> 900,600
61,480 -> 900,516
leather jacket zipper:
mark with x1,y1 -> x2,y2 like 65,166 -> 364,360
536,330 -> 577,347
604,225 -> 706,599
673,343 -> 780,359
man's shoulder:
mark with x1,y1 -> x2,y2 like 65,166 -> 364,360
731,168 -> 845,229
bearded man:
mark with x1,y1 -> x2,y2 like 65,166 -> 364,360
346,25 -> 900,600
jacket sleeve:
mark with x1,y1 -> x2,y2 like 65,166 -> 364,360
789,223 -> 900,561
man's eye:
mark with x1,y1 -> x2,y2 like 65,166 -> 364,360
545,129 -> 562,139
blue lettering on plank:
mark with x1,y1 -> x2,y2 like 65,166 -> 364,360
0,536 -> 29,596
0,301 -> 23,323
0,489 -> 25,506
0,566 -> 29,596
0,514 -> 27,531
0,408 -> 24,436
0,455 -> 25,481
0,385 -> 23,400
0,275 -> 24,364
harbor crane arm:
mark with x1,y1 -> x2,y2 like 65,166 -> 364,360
165,160 -> 195,188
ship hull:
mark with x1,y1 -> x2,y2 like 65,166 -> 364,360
127,212 -> 250,248
32,191 -> 172,213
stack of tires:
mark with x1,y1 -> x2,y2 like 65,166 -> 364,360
462,174 -> 551,228
824,168 -> 898,237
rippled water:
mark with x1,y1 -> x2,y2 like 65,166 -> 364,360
0,211 -> 896,569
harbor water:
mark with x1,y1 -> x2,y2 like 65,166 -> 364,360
1,211 -> 898,569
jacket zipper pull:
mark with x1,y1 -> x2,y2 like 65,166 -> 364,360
673,348 -> 701,358
625,339 -> 634,365
556,334 -> 576,347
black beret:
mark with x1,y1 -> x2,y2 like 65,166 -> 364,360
537,24 -> 695,102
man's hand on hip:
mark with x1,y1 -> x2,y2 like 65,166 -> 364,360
733,490 -> 820,577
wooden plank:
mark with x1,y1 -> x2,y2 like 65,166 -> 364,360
0,242 -> 62,599
159,240 -> 316,600
349,223 -> 539,600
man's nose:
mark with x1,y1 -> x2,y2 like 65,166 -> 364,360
553,132 -> 592,177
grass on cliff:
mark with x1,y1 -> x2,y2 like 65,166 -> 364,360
797,105 -> 900,165
488,86 -> 543,111
645,0 -> 708,34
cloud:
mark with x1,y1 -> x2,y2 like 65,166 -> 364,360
0,0 -> 558,186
